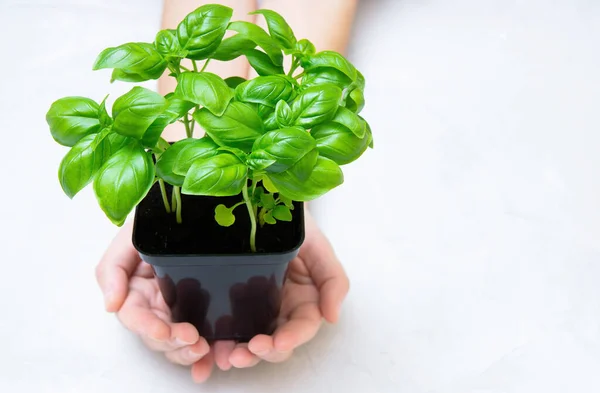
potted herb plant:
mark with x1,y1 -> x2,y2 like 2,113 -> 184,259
47,4 -> 372,342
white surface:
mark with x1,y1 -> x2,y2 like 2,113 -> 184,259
1,0 -> 600,391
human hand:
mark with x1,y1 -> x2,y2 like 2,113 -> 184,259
211,210 -> 350,370
95,223 -> 215,383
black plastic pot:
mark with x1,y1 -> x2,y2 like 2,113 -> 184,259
132,182 -> 305,342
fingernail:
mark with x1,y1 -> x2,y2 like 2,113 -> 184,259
172,337 -> 194,347
186,348 -> 202,361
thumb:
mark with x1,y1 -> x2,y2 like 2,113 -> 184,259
95,222 -> 140,312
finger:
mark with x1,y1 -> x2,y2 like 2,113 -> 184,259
191,349 -> 214,384
95,222 -> 141,312
213,340 -> 236,371
301,213 -> 350,323
248,334 -> 294,363
229,343 -> 261,368
165,338 -> 210,366
273,302 -> 322,352
141,321 -> 200,352
117,303 -> 171,344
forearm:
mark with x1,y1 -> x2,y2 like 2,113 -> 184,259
159,0 -> 256,140
257,0 -> 358,54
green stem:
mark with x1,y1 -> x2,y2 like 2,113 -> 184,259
200,59 -> 211,73
171,186 -> 177,212
173,186 -> 182,224
158,179 -> 171,213
294,71 -> 305,80
287,58 -> 299,76
192,60 -> 198,72
183,114 -> 192,138
242,182 -> 257,252
179,65 -> 191,72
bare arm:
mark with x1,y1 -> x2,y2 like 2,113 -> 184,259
159,0 -> 256,141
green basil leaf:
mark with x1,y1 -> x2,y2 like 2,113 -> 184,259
260,192 -> 276,209
250,9 -> 296,49
89,126 -> 113,151
285,148 -> 318,182
279,194 -> 294,209
228,21 -> 283,66
311,122 -> 369,165
362,117 -> 374,148
106,133 -> 131,155
218,146 -> 248,162
155,29 -> 185,58
267,156 -> 344,201
212,35 -> 257,61
182,154 -> 247,196
46,96 -> 101,147
272,205 -> 292,221
98,95 -> 112,128
244,49 -> 285,76
291,84 -> 342,128
225,76 -> 247,89
93,43 -> 167,81
301,51 -> 357,81
93,142 -> 155,226
263,209 -> 276,225
292,38 -> 316,56
58,133 -> 106,198
257,104 -> 275,118
345,87 -> 365,113
111,87 -> 167,139
302,68 -> 353,90
177,4 -> 233,60
262,175 -> 279,193
156,138 -> 197,186
247,150 -> 276,171
331,106 -> 365,138
263,111 -> 279,131
110,69 -> 148,83
172,137 -> 220,176
275,100 -> 295,127
175,72 -> 233,116
235,75 -> 296,107
214,204 -> 236,227
251,127 -> 316,177
142,96 -> 195,148
193,102 -> 264,151
355,70 -> 366,91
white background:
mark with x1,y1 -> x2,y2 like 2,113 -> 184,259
1,0 -> 600,392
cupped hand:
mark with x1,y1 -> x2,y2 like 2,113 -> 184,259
214,211 -> 350,370
95,223 -> 214,383
95,210 -> 349,380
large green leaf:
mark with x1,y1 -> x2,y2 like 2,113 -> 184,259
155,29 -> 186,58
193,102 -> 264,151
212,35 -> 257,61
93,42 -> 167,81
310,122 -> 369,165
46,96 -> 101,146
301,51 -> 357,81
345,87 -> 365,113
111,87 -> 167,139
173,137 -> 220,176
250,9 -> 296,49
235,75 -> 296,108
244,49 -> 285,76
330,106 -> 365,138
155,138 -> 197,186
177,4 -> 233,60
291,84 -> 342,128
93,142 -> 155,226
251,127 -> 316,177
275,99 -> 295,127
302,68 -> 353,90
142,96 -> 195,148
58,133 -> 106,198
175,72 -> 233,116
228,21 -> 283,66
182,153 -> 247,196
267,156 -> 344,201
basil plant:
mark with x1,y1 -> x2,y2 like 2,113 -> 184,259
47,4 -> 372,252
